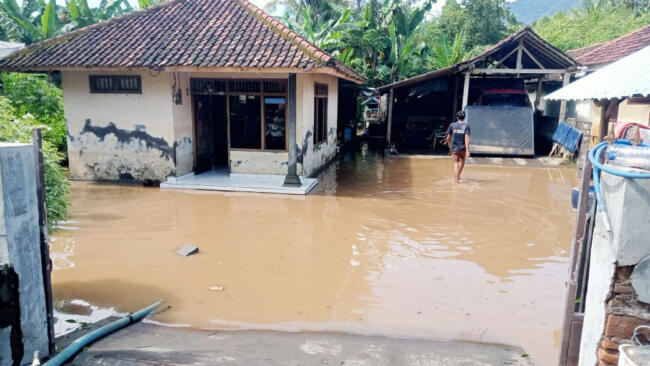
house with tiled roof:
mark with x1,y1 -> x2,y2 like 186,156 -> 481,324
565,24 -> 650,140
0,0 -> 365,192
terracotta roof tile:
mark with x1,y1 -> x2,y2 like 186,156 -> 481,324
0,0 -> 364,82
568,24 -> 650,66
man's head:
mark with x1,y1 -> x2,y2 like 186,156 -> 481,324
456,111 -> 466,122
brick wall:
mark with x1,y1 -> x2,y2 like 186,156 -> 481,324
597,266 -> 650,366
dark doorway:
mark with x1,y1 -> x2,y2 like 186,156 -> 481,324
193,95 -> 228,174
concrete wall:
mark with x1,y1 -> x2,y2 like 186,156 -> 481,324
62,70 -> 176,183
0,143 -> 49,366
62,70 -> 340,180
579,168 -> 650,366
296,73 -> 339,177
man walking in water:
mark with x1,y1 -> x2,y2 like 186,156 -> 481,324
446,111 -> 471,183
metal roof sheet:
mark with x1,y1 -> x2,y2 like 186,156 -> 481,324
544,46 -> 650,101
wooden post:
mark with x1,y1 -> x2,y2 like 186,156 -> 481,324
451,75 -> 459,121
558,73 -> 571,122
32,128 -> 55,355
284,73 -> 301,186
461,72 -> 470,109
386,88 -> 394,149
516,39 -> 523,69
558,158 -> 593,366
535,77 -> 543,109
598,98 -> 620,141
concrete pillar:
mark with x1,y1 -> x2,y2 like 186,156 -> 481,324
558,73 -> 571,122
0,143 -> 50,366
578,168 -> 650,366
462,72 -> 470,109
284,73 -> 301,186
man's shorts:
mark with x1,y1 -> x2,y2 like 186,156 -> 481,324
451,150 -> 466,161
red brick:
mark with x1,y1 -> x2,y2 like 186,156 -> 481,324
605,314 -> 647,338
598,347 -> 619,365
600,337 -> 619,351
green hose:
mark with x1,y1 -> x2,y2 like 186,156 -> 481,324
43,300 -> 163,366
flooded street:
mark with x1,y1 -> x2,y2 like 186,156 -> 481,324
51,148 -> 577,365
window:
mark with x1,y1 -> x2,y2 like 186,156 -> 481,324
314,83 -> 328,145
89,75 -> 141,93
190,79 -> 288,150
229,95 -> 261,149
264,97 -> 286,150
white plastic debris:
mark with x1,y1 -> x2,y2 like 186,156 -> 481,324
176,245 -> 199,256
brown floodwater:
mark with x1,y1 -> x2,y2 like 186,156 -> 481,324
51,148 -> 577,365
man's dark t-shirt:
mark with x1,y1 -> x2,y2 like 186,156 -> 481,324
446,122 -> 471,152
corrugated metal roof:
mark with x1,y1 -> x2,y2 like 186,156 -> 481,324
544,46 -> 650,101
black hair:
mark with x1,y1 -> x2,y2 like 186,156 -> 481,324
456,111 -> 466,121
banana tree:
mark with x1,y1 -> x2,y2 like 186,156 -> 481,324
1,0 -> 60,44
428,29 -> 467,70
282,5 -> 353,52
384,1 -> 431,82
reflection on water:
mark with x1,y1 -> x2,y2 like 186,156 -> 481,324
51,146 -> 576,365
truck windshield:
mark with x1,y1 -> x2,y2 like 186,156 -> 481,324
480,93 -> 530,107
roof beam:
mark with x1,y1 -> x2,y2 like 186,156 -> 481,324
490,47 -> 518,69
522,46 -> 545,69
472,68 -> 567,75
516,39 -> 523,69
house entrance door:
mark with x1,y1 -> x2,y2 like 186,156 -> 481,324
193,95 -> 228,174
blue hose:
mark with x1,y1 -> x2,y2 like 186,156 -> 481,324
43,300 -> 163,366
587,139 -> 650,232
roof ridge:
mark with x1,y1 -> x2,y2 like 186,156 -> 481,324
5,0 -> 185,61
235,0 -> 332,66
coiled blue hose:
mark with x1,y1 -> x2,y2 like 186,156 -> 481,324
43,300 -> 163,366
588,139 -> 650,232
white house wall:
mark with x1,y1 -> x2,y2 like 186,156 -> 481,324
62,70 -> 177,182
62,70 -> 340,181
296,73 -> 339,177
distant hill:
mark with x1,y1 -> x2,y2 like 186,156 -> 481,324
508,0 -> 583,24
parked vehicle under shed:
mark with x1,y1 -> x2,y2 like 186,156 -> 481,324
377,27 -> 579,156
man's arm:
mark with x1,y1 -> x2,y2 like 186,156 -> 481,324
465,134 -> 470,158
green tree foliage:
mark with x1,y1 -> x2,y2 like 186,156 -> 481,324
428,28 -> 467,69
0,0 -> 134,44
533,0 -> 650,51
1,72 -> 67,151
0,96 -> 69,231
436,0 -> 518,53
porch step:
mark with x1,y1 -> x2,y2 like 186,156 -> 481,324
160,171 -> 318,195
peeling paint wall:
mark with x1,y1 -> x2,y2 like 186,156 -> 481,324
230,150 -> 289,174
171,72 -> 194,177
62,70 -> 340,181
62,70 -> 176,183
296,74 -> 339,177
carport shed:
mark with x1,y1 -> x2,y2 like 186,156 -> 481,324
377,27 -> 579,155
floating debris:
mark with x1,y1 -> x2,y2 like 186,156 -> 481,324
209,285 -> 224,292
176,245 -> 199,256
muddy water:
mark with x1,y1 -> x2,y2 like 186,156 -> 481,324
52,149 -> 576,365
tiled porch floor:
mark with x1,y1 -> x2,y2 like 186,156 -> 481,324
160,170 -> 318,195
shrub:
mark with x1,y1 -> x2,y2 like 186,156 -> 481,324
0,96 -> 69,232
0,73 -> 67,152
